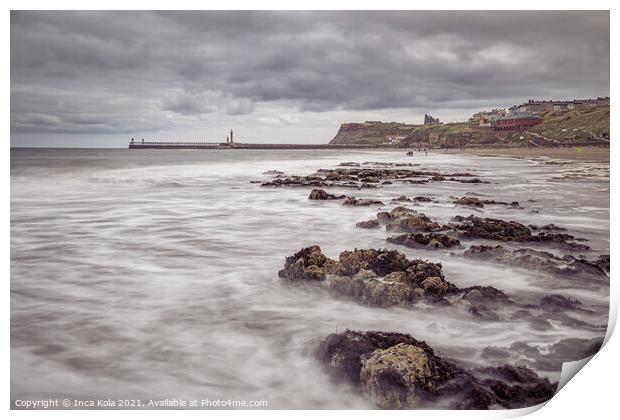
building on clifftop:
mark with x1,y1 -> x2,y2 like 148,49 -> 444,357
423,114 -> 441,125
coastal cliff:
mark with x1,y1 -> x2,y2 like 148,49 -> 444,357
329,106 -> 610,147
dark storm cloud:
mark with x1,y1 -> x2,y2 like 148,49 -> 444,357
11,10 -> 609,136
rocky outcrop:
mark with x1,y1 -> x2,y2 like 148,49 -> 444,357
308,189 -> 345,200
449,177 -> 489,184
453,196 -> 519,208
279,246 -> 457,307
528,223 -> 566,231
413,196 -> 433,202
450,215 -> 532,241
356,219 -> 380,229
461,286 -> 510,304
316,330 -> 557,409
263,169 -> 285,175
277,245 -> 340,281
367,206 -> 442,233
260,167 -> 481,189
343,197 -> 384,206
387,232 -> 461,249
538,294 -> 584,311
464,245 -> 607,277
450,215 -> 589,250
393,195 -> 434,203
393,195 -> 412,202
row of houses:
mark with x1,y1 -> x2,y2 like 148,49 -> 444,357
509,97 -> 609,114
470,96 -> 609,132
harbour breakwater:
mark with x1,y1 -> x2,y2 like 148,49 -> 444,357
128,141 -> 393,150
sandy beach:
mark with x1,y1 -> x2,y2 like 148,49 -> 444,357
449,147 -> 610,162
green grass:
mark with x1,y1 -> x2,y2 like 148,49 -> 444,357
536,106 -> 609,140
335,106 -> 609,145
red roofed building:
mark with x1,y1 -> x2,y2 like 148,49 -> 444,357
493,112 -> 543,132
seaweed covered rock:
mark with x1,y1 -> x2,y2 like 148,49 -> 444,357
387,232 -> 461,249
451,215 -> 589,249
278,245 -> 340,281
279,246 -> 457,307
461,286 -> 510,304
375,207 -> 442,232
316,330 -> 450,389
450,215 -> 532,241
308,189 -> 345,200
329,275 -> 417,307
338,249 -> 411,276
316,330 -> 558,409
360,344 -> 434,408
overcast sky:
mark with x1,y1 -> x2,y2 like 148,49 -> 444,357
11,11 -> 609,147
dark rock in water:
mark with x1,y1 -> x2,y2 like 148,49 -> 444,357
454,196 -> 486,207
308,189 -> 345,200
450,177 -> 490,184
263,170 -> 285,175
329,273 -> 419,307
470,365 -> 556,409
594,254 -> 610,272
453,196 -> 508,207
376,206 -> 442,232
483,337 -> 604,372
392,195 -> 433,203
278,245 -> 340,281
338,249 -> 418,277
468,305 -> 502,321
461,286 -> 510,304
262,166 -> 483,190
527,232 -> 590,251
528,223 -> 566,231
450,215 -> 532,241
451,215 -> 589,249
453,196 -> 518,208
539,295 -> 582,311
464,245 -> 605,277
413,196 -> 433,202
387,232 -> 461,249
392,195 -> 412,202
316,330 -> 557,409
343,196 -> 384,206
356,219 -> 380,229
316,330 -> 442,387
460,286 -> 511,322
262,176 -> 328,188
279,246 -> 458,307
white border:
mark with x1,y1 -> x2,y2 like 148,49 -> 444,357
4,2 -> 616,419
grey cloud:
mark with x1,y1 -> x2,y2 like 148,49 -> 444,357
11,10 -> 609,140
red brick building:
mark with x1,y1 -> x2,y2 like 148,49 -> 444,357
493,112 -> 543,132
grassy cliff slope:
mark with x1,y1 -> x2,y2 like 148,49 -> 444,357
329,106 -> 610,146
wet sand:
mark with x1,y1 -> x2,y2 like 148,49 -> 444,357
449,147 -> 610,162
